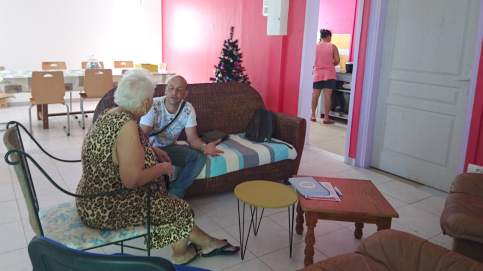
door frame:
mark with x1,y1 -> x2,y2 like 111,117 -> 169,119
298,0 -> 364,165
355,0 -> 483,173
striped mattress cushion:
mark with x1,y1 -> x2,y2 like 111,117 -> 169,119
173,134 -> 297,180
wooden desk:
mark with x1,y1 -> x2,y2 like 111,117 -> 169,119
295,176 -> 399,267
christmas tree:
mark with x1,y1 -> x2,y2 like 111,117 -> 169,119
210,26 -> 251,84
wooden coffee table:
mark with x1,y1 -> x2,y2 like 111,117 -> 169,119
295,176 -> 399,267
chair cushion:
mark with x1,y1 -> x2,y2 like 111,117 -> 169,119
39,200 -> 147,250
173,134 -> 297,180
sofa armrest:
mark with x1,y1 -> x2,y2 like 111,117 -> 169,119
357,229 -> 483,271
450,173 -> 483,198
273,112 -> 306,174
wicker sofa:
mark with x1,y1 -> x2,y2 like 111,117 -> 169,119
92,82 -> 306,197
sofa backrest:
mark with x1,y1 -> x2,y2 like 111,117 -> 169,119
93,82 -> 265,140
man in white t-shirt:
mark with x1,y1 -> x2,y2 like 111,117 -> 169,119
140,75 -> 223,198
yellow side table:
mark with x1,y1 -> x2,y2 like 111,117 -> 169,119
234,180 -> 298,260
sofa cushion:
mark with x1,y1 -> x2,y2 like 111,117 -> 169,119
299,230 -> 483,271
440,193 -> 483,243
173,134 -> 296,180
357,229 -> 482,271
300,253 -> 388,271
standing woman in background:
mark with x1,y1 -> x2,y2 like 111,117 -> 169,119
311,29 -> 340,124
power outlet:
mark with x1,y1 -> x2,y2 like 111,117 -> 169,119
467,163 -> 483,173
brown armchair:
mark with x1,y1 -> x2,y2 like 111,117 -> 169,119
440,173 -> 483,263
300,229 -> 483,271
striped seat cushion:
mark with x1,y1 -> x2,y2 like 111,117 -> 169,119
174,134 -> 297,180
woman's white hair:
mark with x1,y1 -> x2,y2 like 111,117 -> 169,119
114,68 -> 155,111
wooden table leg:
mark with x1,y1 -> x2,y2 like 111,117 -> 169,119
36,104 -> 49,129
304,212 -> 318,267
296,201 -> 304,235
376,218 -> 392,231
354,222 -> 364,239
41,105 -> 49,129
36,105 -> 42,120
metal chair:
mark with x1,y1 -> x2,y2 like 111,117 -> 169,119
81,61 -> 105,69
3,121 -> 152,255
41,62 -> 67,70
29,71 -> 70,135
78,69 -> 113,129
28,236 -> 175,271
114,61 -> 134,69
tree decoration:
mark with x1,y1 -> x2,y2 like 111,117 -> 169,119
210,26 -> 251,84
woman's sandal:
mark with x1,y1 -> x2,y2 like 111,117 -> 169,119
180,243 -> 200,265
201,239 -> 240,258
310,117 -> 317,122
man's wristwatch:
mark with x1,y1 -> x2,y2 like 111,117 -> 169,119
199,143 -> 206,152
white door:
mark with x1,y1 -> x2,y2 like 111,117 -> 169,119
371,0 -> 480,192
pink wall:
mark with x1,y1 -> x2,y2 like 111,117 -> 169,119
162,0 -> 305,116
161,0 -> 242,84
318,0 -> 357,34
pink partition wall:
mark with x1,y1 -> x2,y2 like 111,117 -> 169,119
318,0 -> 357,34
162,0 -> 305,116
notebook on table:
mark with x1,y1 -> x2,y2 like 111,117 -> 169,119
288,177 -> 330,196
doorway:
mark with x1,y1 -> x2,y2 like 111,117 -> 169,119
308,0 -> 358,156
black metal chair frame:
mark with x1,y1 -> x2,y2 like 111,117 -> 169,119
3,121 -> 152,255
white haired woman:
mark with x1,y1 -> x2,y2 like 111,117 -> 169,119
75,69 -> 239,265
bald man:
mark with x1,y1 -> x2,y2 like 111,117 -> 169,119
140,75 -> 223,198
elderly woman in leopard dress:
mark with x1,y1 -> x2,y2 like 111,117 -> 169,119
76,69 -> 239,265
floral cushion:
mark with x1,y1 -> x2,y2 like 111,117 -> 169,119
39,200 -> 148,251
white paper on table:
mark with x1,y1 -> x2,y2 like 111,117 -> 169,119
305,182 -> 341,201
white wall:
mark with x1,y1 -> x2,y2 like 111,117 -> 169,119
0,0 -> 162,70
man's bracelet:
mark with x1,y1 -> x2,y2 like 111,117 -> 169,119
199,143 -> 206,152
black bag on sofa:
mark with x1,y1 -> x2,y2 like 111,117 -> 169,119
244,108 -> 293,149
244,108 -> 275,143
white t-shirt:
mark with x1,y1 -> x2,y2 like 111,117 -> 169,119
140,96 -> 197,147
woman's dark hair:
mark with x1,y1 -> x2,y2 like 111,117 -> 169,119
320,29 -> 332,39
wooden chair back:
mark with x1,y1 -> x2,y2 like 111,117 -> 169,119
114,61 -> 134,69
31,71 -> 66,104
81,61 -> 105,69
42,62 -> 67,70
159,63 -> 167,71
83,69 -> 113,98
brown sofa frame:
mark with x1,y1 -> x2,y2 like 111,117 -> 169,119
92,82 -> 306,197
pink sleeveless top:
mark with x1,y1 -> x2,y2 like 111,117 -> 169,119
313,42 -> 336,82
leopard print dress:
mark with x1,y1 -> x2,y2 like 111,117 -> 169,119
75,110 -> 194,249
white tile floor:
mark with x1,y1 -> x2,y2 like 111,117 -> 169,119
0,102 -> 453,271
